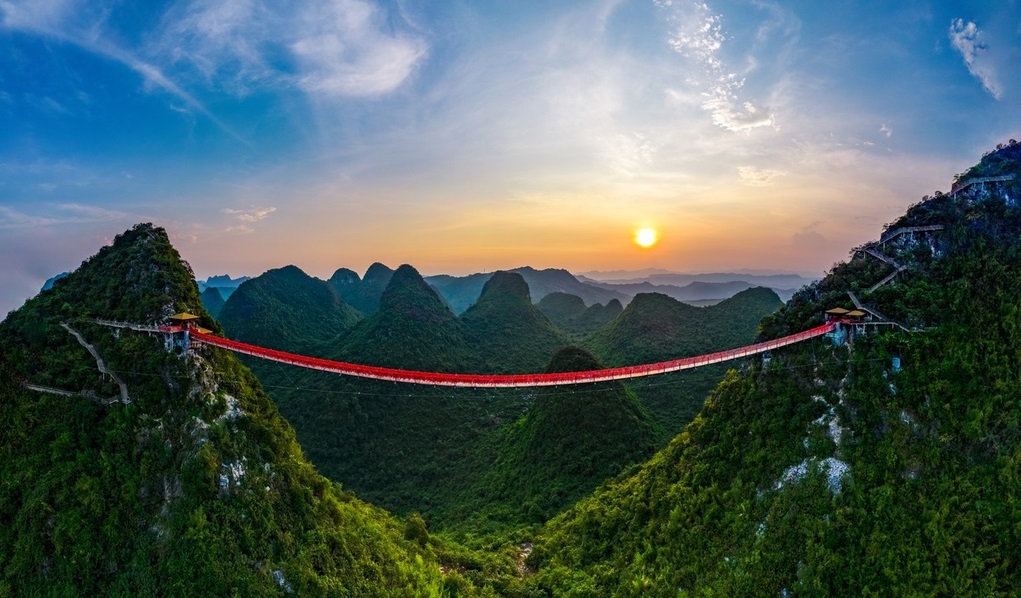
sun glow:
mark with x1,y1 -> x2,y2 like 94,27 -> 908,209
635,227 -> 658,248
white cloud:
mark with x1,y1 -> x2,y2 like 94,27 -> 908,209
150,0 -> 427,98
949,19 -> 1002,100
58,203 -> 131,220
0,0 -> 79,30
291,0 -> 427,96
604,132 -> 658,175
737,166 -> 785,186
152,0 -> 277,96
661,1 -> 776,132
222,206 -> 276,222
880,123 -> 892,138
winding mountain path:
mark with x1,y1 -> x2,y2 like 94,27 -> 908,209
62,323 -> 131,403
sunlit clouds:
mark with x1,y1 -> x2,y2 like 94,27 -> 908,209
222,206 -> 277,233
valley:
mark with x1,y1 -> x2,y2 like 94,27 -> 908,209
2,143 -> 1021,594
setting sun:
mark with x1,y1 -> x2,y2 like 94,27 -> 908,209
635,228 -> 658,248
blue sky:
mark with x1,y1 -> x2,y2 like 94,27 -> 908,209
1,0 -> 1019,317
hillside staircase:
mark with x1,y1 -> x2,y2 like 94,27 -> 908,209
950,174 -> 1016,197
880,225 -> 944,245
867,266 -> 908,293
861,225 -> 945,292
847,291 -> 910,332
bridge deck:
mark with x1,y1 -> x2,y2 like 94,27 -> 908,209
190,324 -> 837,388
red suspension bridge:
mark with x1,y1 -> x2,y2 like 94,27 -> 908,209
174,323 -> 838,388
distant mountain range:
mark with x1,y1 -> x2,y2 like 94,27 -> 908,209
426,266 -> 629,313
195,267 -> 812,316
198,274 -> 251,289
578,271 -> 816,303
196,274 -> 251,301
581,268 -> 819,283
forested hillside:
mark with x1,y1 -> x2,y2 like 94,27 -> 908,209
218,265 -> 361,353
239,265 -> 775,532
199,286 -> 226,319
328,262 -> 395,315
460,272 -> 568,374
0,224 -> 468,595
536,292 -> 622,337
523,143 -> 1021,595
437,347 -> 660,534
586,287 -> 783,434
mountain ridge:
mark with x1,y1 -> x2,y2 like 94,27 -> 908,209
0,224 -> 455,594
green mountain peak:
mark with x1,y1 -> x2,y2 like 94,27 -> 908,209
328,266 -> 360,286
0,224 -> 448,594
218,264 -> 360,352
379,263 -> 456,322
364,261 -> 395,283
461,271 -> 566,373
479,270 -> 532,303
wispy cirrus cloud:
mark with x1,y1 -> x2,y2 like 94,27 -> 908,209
0,0 -> 78,30
949,18 -> 1002,100
660,0 -> 777,132
290,0 -> 427,96
150,0 -> 426,98
0,202 -> 132,229
737,166 -> 785,186
0,0 -> 245,141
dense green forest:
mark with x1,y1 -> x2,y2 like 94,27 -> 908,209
219,264 -> 777,536
434,346 -> 661,535
199,287 -> 226,319
536,292 -> 623,337
218,264 -> 362,353
0,224 -> 488,595
328,262 -> 395,315
585,287 -> 783,434
460,272 -> 568,374
523,143 -> 1021,594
